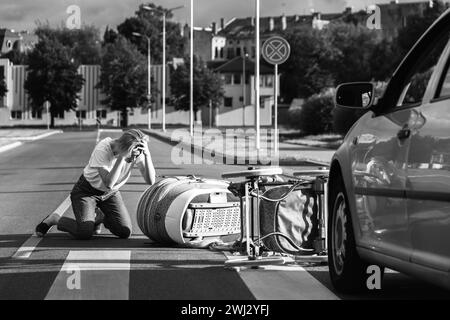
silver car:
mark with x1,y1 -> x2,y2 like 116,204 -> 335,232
328,8 -> 450,292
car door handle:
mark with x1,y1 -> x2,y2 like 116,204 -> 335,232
397,127 -> 411,140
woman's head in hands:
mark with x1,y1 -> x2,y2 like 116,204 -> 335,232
114,129 -> 148,161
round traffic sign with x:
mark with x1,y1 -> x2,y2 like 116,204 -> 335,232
262,36 -> 291,65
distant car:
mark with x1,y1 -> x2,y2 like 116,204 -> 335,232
328,8 -> 450,292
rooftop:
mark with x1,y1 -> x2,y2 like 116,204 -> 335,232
216,13 -> 343,39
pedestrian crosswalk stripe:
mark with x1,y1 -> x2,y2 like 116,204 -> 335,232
223,252 -> 339,300
45,250 -> 131,300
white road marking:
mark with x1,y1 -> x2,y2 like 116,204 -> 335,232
45,250 -> 131,300
11,235 -> 43,259
0,141 -> 23,154
223,253 -> 339,300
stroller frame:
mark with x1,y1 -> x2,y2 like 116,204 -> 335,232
222,167 -> 329,268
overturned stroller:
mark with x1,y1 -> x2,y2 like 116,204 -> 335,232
136,167 -> 329,268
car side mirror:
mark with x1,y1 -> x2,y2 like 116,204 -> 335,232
335,82 -> 375,109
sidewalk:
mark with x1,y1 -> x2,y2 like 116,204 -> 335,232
144,127 -> 335,166
0,129 -> 62,153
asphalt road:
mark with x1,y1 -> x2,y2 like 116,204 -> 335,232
0,130 -> 449,300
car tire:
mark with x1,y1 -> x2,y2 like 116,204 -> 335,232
328,172 -> 371,293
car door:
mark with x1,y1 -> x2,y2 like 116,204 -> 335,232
405,33 -> 450,272
351,103 -> 411,260
351,28 -> 450,261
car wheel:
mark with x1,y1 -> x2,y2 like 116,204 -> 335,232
328,172 -> 370,293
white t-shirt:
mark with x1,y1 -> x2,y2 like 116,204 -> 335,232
83,137 -> 143,192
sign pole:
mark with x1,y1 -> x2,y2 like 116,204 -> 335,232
147,36 -> 152,130
162,13 -> 166,132
261,35 -> 290,156
46,101 -> 50,130
190,0 -> 194,137
274,63 -> 278,153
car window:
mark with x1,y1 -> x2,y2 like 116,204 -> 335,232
397,33 -> 449,107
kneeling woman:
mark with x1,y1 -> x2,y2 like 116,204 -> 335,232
36,129 -> 156,240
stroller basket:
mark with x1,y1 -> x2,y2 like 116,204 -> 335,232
183,203 -> 241,238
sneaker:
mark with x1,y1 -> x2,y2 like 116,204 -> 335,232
35,215 -> 53,237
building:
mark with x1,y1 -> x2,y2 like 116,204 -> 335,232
187,1 -> 448,62
0,58 -> 190,128
183,25 -> 215,62
203,56 -> 277,127
0,29 -> 38,55
195,12 -> 343,62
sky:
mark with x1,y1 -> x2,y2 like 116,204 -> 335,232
0,0 -> 439,33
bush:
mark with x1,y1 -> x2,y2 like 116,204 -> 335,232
286,105 -> 302,128
289,88 -> 335,135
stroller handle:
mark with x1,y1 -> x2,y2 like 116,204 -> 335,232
222,167 -> 283,179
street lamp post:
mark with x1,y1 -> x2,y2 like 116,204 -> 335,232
162,13 -> 166,132
132,32 -> 152,129
143,5 -> 184,132
243,53 -> 248,126
190,0 -> 194,137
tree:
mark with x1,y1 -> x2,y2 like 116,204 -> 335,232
170,57 -> 224,121
117,3 -> 185,64
98,36 -> 149,127
103,26 -> 119,45
322,22 -> 386,84
25,37 -> 84,128
280,26 -> 336,101
35,24 -> 102,65
397,0 -> 448,55
368,37 -> 401,81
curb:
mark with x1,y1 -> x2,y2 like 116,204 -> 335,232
0,141 -> 23,154
144,129 -> 331,167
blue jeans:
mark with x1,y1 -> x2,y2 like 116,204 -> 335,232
57,175 -> 132,240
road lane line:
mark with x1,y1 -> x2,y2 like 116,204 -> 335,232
223,253 -> 339,300
45,250 -> 131,300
